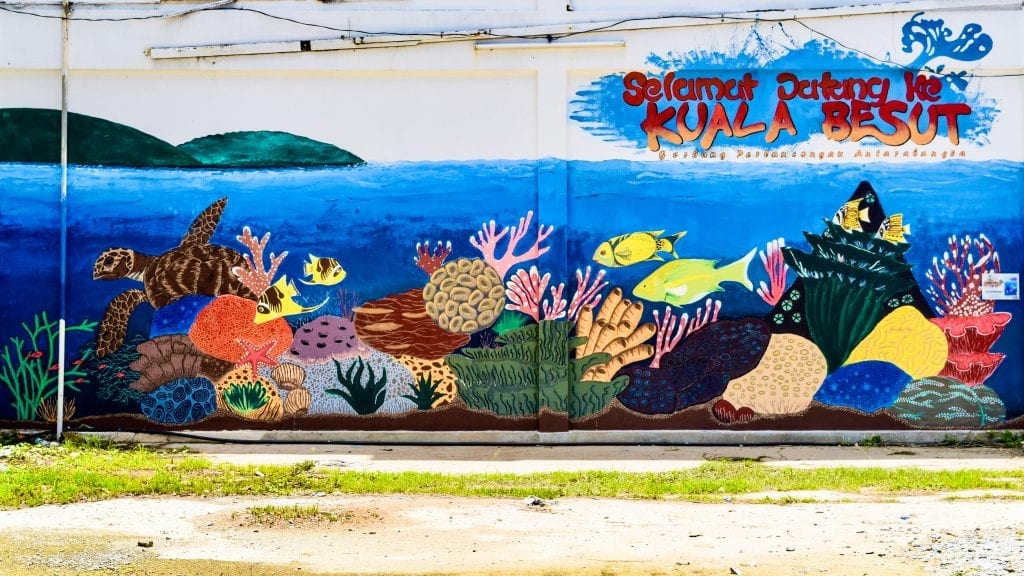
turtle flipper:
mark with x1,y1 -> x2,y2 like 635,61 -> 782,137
179,197 -> 227,247
97,289 -> 148,357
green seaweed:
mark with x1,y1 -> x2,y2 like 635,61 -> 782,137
492,310 -> 529,335
402,374 -> 444,410
223,381 -> 270,415
783,220 -> 916,372
448,320 -> 624,418
77,334 -> 146,408
327,357 -> 387,415
0,312 -> 96,421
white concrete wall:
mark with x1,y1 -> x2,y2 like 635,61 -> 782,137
1,0 -> 1021,161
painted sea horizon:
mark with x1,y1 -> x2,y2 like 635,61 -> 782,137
1,158 -> 1022,420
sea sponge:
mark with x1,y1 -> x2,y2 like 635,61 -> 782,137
844,306 -> 947,379
721,333 -> 827,415
189,295 -> 294,364
215,365 -> 284,421
394,354 -> 458,407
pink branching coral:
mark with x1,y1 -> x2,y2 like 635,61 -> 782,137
469,211 -> 554,279
232,227 -> 287,295
649,299 -> 722,369
756,237 -> 789,307
505,266 -> 566,322
415,240 -> 452,275
925,233 -> 1001,317
566,266 -> 608,322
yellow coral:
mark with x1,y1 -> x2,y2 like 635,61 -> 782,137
575,287 -> 655,382
722,333 -> 827,415
844,306 -> 947,379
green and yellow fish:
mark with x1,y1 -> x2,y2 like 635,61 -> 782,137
632,247 -> 757,307
832,199 -> 871,232
592,230 -> 687,268
875,214 -> 911,243
301,254 -> 347,286
255,275 -> 328,324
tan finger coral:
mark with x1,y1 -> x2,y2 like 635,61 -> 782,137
576,287 -> 656,382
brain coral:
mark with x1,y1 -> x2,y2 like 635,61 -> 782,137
721,333 -> 827,415
140,377 -> 217,424
887,376 -> 1006,428
814,361 -> 911,413
422,258 -> 505,334
844,306 -> 947,379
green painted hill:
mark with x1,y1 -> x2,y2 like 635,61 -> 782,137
178,131 -> 363,167
0,109 -> 363,168
0,108 -> 200,167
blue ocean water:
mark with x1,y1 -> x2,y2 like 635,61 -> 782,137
1,159 -> 1022,419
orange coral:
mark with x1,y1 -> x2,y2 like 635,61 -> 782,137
189,295 -> 293,364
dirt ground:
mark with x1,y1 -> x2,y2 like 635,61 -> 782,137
1,491 -> 1022,576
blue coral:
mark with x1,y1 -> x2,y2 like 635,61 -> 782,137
141,377 -> 216,424
814,361 -> 912,413
151,295 -> 214,337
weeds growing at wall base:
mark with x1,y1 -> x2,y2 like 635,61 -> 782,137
1,437 -> 1024,509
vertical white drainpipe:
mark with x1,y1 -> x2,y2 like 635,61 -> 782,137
56,0 -> 70,441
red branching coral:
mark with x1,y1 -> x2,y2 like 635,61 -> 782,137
415,240 -> 451,275
925,233 -> 1000,317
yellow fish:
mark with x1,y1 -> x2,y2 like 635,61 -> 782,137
875,214 -> 911,243
633,248 -> 756,307
592,230 -> 687,268
254,275 -> 328,324
832,199 -> 871,232
301,254 -> 346,286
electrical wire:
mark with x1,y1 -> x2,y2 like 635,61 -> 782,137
1,3 -> 1021,79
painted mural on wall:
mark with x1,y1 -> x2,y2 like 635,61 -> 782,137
1,11 -> 1022,432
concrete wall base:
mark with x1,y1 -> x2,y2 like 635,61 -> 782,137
76,429 -> 1023,446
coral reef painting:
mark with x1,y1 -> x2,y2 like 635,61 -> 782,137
0,7 -> 1021,432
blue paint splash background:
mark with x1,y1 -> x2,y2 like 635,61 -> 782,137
570,25 -> 1000,151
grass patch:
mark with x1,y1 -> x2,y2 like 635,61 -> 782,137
1,439 -> 1023,509
244,504 -> 338,526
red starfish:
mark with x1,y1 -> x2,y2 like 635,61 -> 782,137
236,338 -> 279,376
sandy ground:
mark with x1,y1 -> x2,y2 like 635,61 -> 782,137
1,493 -> 1023,575
1,444 -> 1022,575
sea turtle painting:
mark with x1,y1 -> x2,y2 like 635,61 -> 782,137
93,197 -> 256,357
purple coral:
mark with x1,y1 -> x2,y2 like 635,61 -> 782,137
288,315 -> 363,363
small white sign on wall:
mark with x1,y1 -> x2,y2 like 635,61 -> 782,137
981,273 -> 1019,301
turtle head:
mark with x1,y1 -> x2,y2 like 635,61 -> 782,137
93,248 -> 137,280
